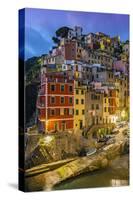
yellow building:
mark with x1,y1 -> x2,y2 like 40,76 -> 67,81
74,81 -> 86,132
100,37 -> 111,52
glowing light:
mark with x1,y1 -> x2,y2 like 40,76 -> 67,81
121,110 -> 126,118
46,120 -> 49,127
44,135 -> 53,144
114,116 -> 118,123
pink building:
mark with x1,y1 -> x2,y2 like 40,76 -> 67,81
113,60 -> 127,73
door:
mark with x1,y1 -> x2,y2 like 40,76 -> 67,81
54,122 -> 58,132
96,117 -> 98,125
80,120 -> 83,129
61,121 -> 66,131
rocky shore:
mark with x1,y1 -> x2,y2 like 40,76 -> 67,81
25,137 -> 129,191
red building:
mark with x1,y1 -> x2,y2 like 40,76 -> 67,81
37,70 -> 74,133
108,89 -> 119,115
64,40 -> 77,60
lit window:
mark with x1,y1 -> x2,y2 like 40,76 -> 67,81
60,108 -> 64,115
69,109 -> 73,115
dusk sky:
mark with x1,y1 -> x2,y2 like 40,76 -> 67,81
19,8 -> 129,60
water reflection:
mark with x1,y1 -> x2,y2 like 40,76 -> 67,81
25,154 -> 129,191
54,155 -> 129,190
111,179 -> 128,187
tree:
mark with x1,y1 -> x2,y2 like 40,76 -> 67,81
52,36 -> 60,44
125,40 -> 129,44
55,26 -> 70,38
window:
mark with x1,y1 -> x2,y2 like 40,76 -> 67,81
97,95 -> 100,100
40,97 -> 45,106
76,110 -> 79,115
91,94 -> 94,100
57,109 -> 60,115
64,108 -> 67,115
96,104 -> 99,110
76,99 -> 79,104
69,85 -> 73,92
60,108 -> 64,115
69,97 -> 73,104
82,110 -> 85,115
92,104 -> 94,110
94,95 -> 97,100
81,90 -> 84,95
51,97 -> 55,104
61,85 -> 65,92
81,99 -> 84,104
61,97 -> 65,104
51,109 -> 55,116
51,84 -> 55,91
69,109 -> 73,115
76,89 -> 79,94
104,107 -> 108,112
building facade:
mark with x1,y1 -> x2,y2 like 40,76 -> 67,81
74,81 -> 86,132
37,69 -> 74,133
36,27 -> 129,135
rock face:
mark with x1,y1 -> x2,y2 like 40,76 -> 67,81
43,139 -> 129,190
25,133 -> 89,169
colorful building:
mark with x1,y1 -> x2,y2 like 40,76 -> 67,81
37,68 -> 74,133
36,27 -> 129,135
74,81 -> 87,132
85,88 -> 104,126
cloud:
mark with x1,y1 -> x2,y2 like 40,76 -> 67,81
23,8 -> 129,59
25,27 -> 53,59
